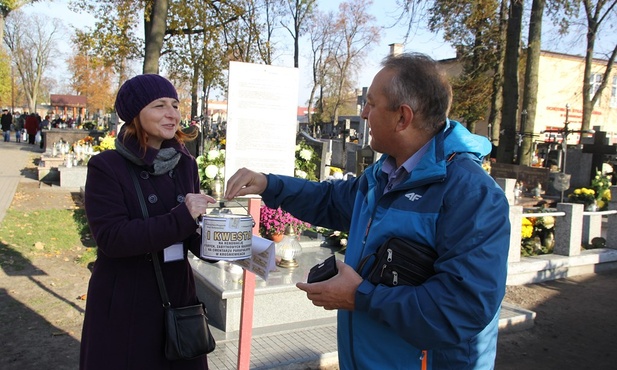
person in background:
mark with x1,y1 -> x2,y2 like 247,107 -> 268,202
39,115 -> 51,149
24,113 -> 38,145
1,109 -> 11,142
14,112 -> 23,143
224,53 -> 510,369
80,74 -> 216,370
182,121 -> 202,158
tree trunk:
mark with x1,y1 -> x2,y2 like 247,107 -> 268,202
497,0 -> 523,164
488,0 -> 509,149
190,64 -> 199,120
143,0 -> 169,74
520,0 -> 544,166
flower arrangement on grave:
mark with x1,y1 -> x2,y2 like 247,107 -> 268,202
481,158 -> 492,173
313,227 -> 349,252
294,140 -> 318,181
259,205 -> 310,239
521,204 -> 555,256
591,171 -> 612,210
568,188 -> 596,207
196,146 -> 225,192
93,133 -> 116,152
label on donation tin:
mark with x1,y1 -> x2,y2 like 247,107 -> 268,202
200,214 -> 253,260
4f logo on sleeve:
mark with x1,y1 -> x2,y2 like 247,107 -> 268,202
405,192 -> 422,201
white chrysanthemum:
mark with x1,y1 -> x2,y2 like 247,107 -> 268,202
299,148 -> 312,161
295,169 -> 307,179
602,163 -> 612,174
207,150 -> 220,161
295,144 -> 301,151
340,238 -> 348,247
205,165 -> 219,179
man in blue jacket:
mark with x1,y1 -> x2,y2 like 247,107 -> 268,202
225,52 -> 510,369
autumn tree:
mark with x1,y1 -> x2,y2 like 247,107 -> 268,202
0,0 -> 43,106
67,48 -> 115,115
221,0 -> 282,64
578,0 -> 617,131
428,0 -> 502,134
0,0 -> 42,41
70,0 -> 142,84
69,0 -> 168,76
306,8 -> 335,133
518,0 -> 545,166
324,0 -> 380,127
3,10 -> 61,112
0,47 -> 11,107
281,0 -> 317,68
496,0 -> 524,164
163,0 -> 240,118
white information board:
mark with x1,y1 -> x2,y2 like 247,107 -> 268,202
225,62 -> 299,184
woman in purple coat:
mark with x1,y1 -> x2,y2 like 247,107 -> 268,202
80,74 -> 216,369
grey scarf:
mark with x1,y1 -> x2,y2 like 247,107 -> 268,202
115,138 -> 181,175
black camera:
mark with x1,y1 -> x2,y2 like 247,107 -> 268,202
307,255 -> 338,283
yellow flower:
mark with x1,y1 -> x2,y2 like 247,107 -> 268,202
521,217 -> 534,239
602,189 -> 611,200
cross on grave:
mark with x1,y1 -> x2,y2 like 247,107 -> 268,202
582,130 -> 616,182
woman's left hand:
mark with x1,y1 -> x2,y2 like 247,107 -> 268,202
185,193 -> 216,219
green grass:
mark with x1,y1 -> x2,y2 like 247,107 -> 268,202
0,208 -> 97,270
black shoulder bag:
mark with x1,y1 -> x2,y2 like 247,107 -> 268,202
357,237 -> 438,286
127,163 -> 216,360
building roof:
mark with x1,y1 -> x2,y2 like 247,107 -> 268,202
50,94 -> 87,107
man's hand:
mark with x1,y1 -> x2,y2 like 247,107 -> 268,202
296,260 -> 363,311
224,168 -> 267,200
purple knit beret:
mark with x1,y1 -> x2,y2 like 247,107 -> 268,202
114,74 -> 179,123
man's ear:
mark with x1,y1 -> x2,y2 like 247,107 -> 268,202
396,104 -> 414,132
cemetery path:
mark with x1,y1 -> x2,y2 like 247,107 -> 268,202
1,179 -> 617,369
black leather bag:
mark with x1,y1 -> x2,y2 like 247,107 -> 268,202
164,302 -> 216,360
357,237 -> 438,286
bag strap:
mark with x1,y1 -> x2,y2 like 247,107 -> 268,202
356,252 -> 377,277
126,161 -> 171,308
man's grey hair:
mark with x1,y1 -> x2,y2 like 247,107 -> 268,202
381,52 -> 452,133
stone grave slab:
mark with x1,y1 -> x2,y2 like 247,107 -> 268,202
490,163 -> 550,194
191,241 -> 338,332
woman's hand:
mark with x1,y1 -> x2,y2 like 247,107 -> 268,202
184,193 -> 216,219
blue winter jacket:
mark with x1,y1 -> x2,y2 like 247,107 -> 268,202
261,120 -> 510,369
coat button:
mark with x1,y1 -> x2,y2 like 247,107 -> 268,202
177,195 -> 185,203
140,171 -> 149,179
148,194 -> 158,203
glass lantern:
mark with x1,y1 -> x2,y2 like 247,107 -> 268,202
276,224 -> 303,268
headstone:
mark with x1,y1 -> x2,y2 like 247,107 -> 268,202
582,130 -> 616,181
356,145 -> 378,175
490,163 -> 550,196
563,148 -> 592,193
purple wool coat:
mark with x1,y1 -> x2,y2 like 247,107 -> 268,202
79,133 -> 209,370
